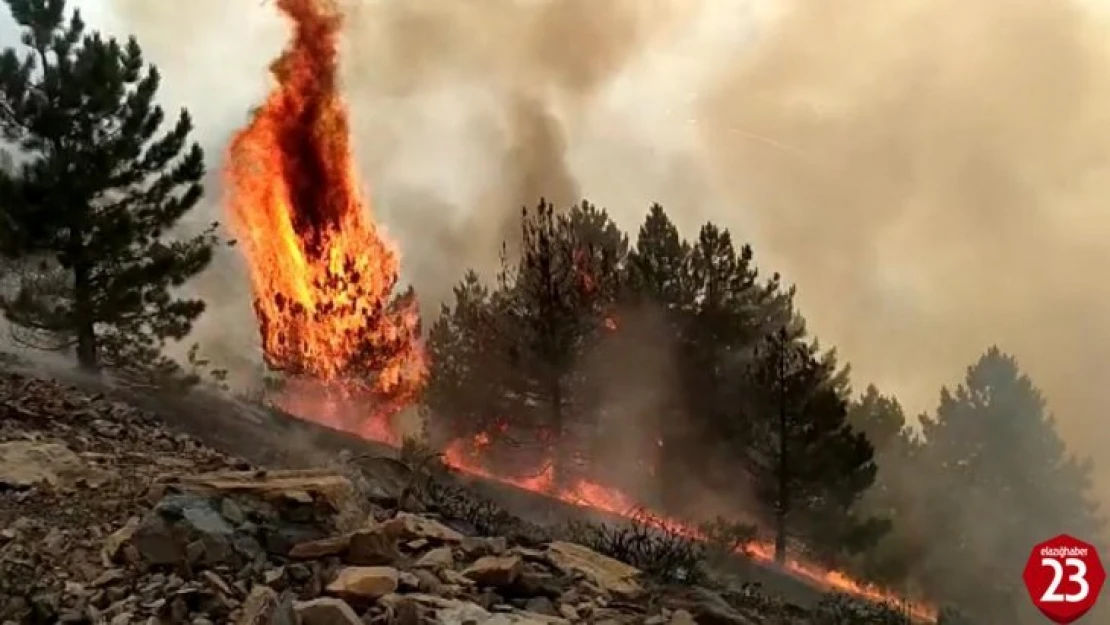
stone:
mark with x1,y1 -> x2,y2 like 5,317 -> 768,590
665,587 -> 757,625
288,534 -> 351,559
346,528 -> 402,565
412,568 -> 444,594
380,512 -> 464,543
174,469 -> 354,510
413,546 -> 454,570
132,495 -> 235,565
0,441 -> 114,489
294,597 -> 362,625
391,596 -> 421,625
235,586 -> 279,625
220,498 -> 246,525
463,555 -> 523,588
325,566 -> 399,600
461,536 -> 508,557
544,542 -> 642,598
669,609 -> 697,625
101,516 -> 141,566
524,597 -> 557,616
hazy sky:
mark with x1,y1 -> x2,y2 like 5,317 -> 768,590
4,0 -> 1110,504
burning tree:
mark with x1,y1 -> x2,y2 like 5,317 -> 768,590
425,200 -> 626,488
223,0 -> 424,436
0,0 -> 220,377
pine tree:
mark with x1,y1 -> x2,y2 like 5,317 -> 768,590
422,271 -> 513,448
424,199 -> 626,485
680,224 -> 793,493
621,204 -> 695,511
0,0 -> 219,374
848,386 -> 925,586
497,200 -> 626,484
744,327 -> 882,564
918,347 -> 1104,621
625,203 -> 691,308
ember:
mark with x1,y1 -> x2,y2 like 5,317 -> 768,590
223,0 -> 936,621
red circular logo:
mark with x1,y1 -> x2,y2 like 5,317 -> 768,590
1023,535 -> 1106,623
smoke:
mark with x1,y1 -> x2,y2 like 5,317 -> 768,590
88,0 -> 1110,509
698,0 -> 1110,504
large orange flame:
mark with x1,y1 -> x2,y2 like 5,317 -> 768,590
224,0 -> 935,621
223,0 -> 425,439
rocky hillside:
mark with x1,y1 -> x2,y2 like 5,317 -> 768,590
0,370 -> 923,624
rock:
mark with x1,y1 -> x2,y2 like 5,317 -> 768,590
174,469 -> 355,511
463,555 -> 523,588
289,534 -> 351,559
381,512 -> 464,543
411,568 -> 445,594
435,601 -> 493,625
326,566 -> 399,600
0,441 -> 114,489
669,609 -> 697,625
509,570 -> 566,598
413,546 -> 454,570
558,603 -> 579,621
236,586 -> 279,625
220,498 -> 246,525
391,596 -> 422,625
132,494 -> 236,565
101,516 -> 141,566
524,597 -> 557,616
461,536 -> 508,557
544,542 -> 642,598
347,528 -> 402,565
294,597 -> 362,625
665,587 -> 757,625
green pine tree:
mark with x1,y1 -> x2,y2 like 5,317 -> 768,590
743,327 -> 884,564
422,271 -> 514,449
679,224 -> 793,496
0,0 -> 220,375
918,347 -> 1104,622
625,203 -> 692,308
847,386 -> 926,587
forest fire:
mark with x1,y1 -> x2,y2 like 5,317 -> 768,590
223,0 -> 936,621
222,0 -> 424,439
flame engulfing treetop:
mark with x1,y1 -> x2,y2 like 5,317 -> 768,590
223,0 -> 425,428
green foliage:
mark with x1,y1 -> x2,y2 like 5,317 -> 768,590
847,387 -> 927,586
424,199 -> 627,485
0,0 -> 221,374
422,197 -> 1104,622
915,347 -> 1104,621
743,327 -> 885,562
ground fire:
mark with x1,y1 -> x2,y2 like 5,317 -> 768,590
223,0 -> 936,621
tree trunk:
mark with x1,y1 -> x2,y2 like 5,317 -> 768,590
774,334 -> 789,565
550,377 -> 568,489
73,261 -> 98,372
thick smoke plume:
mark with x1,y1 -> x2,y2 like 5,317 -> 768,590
101,0 -> 1110,505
